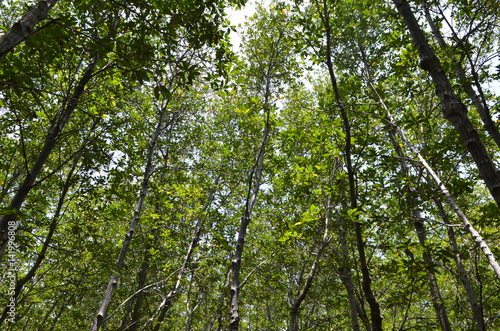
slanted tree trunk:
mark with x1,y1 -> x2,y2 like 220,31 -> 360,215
361,39 -> 485,330
0,0 -> 59,61
413,209 -> 452,331
434,200 -> 485,330
119,229 -> 154,331
336,212 -> 369,331
0,150 -> 81,326
366,64 -> 500,280
206,268 -> 231,331
145,180 -> 219,331
0,53 -> 99,258
228,21 -> 286,326
393,0 -> 500,209
381,96 -> 451,330
421,0 -> 500,149
288,209 -> 330,331
90,103 -> 170,331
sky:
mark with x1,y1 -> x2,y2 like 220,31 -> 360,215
225,0 -> 258,52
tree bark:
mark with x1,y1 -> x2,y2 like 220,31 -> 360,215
368,66 -> 500,280
90,104 -> 169,331
0,0 -> 59,61
206,268 -> 232,331
229,106 -> 270,331
381,102 -> 451,331
337,216 -> 364,331
413,210 -> 452,331
362,40 -> 486,330
228,28 -> 279,327
435,200 -> 485,330
288,211 -> 330,331
0,151 -> 80,326
393,0 -> 500,208
119,229 -> 154,331
320,1 -> 383,329
0,54 -> 99,258
421,0 -> 500,149
147,180 -> 219,331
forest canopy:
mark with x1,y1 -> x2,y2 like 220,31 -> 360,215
0,0 -> 500,330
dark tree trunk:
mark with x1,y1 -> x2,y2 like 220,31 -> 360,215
413,210 -> 452,331
337,214 -> 367,331
421,0 -> 500,149
120,230 -> 154,331
382,109 -> 452,331
288,214 -> 330,331
229,111 -> 270,330
0,0 -> 59,61
0,154 -> 81,326
393,0 -> 500,209
0,54 -> 99,257
206,268 -> 231,331
149,182 -> 219,331
320,1 -> 383,329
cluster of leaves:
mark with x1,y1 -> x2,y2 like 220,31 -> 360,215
0,0 -> 500,330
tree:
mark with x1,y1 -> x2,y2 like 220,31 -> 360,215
2,0 -> 500,329
0,0 -> 59,61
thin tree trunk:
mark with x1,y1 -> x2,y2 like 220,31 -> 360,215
0,0 -> 127,258
120,229 -> 154,331
229,105 -> 270,330
147,180 -> 219,331
0,152 -> 81,326
380,102 -> 451,330
413,209 -> 452,331
228,34 -> 279,327
0,0 -> 59,61
288,211 -> 330,331
337,213 -> 368,331
361,39 -> 485,330
90,104 -> 169,331
127,245 -> 151,331
319,1 -> 383,329
206,268 -> 232,331
393,0 -> 500,208
0,53 -> 99,258
434,200 -> 485,330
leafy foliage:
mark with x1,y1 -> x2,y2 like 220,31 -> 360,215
0,0 -> 500,330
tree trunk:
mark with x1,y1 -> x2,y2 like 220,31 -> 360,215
337,214 -> 367,331
148,180 -> 219,331
367,67 -> 500,280
0,0 -> 59,61
120,229 -> 154,331
206,268 -> 231,331
393,0 -> 500,209
229,40 -> 276,328
421,0 -> 500,149
363,42 -> 487,329
90,104 -> 169,331
0,153 -> 80,326
321,1 -> 383,329
435,200 -> 485,330
288,211 -> 330,331
413,210 -> 452,331
382,106 -> 452,330
0,54 -> 99,258
229,111 -> 270,330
